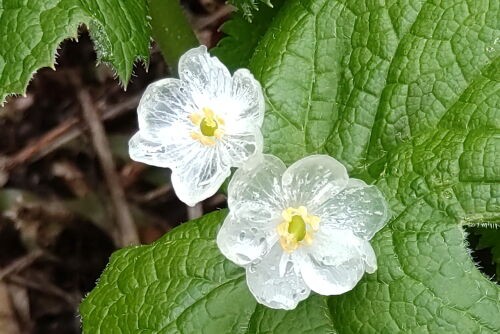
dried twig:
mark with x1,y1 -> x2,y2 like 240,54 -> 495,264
77,88 -> 139,246
190,4 -> 233,30
0,250 -> 44,281
5,283 -> 30,333
132,184 -> 173,203
7,274 -> 78,307
1,95 -> 141,173
120,162 -> 148,189
2,117 -> 79,172
0,282 -> 22,334
204,193 -> 226,209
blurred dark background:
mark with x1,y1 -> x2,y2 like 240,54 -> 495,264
0,1 -> 228,333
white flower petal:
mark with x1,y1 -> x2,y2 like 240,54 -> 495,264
317,179 -> 388,240
228,154 -> 286,215
361,241 -> 377,274
246,245 -> 310,310
345,178 -> 367,188
129,132 -> 194,168
297,228 -> 371,295
281,155 -> 348,209
137,78 -> 195,140
178,45 -> 231,99
229,69 -> 265,126
218,165 -> 283,266
217,206 -> 278,266
170,147 -> 230,206
219,129 -> 263,167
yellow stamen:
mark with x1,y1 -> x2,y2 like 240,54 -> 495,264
189,113 -> 203,125
303,234 -> 313,245
277,207 -> 320,253
282,209 -> 292,222
202,107 -> 214,118
189,107 -> 225,146
214,129 -> 224,139
200,136 -> 216,146
190,132 -> 216,146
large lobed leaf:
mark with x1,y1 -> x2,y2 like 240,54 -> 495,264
81,210 -> 336,333
0,0 -> 150,103
81,0 -> 499,332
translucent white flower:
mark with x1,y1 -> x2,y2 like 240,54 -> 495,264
129,46 -> 265,206
217,154 -> 389,310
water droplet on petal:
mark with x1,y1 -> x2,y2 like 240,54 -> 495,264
237,253 -> 251,263
285,261 -> 293,273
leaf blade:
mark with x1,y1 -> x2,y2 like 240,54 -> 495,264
246,0 -> 499,331
82,0 -> 499,331
80,210 -> 337,333
0,0 -> 151,103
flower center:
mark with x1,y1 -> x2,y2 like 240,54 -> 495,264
288,215 -> 306,241
277,206 -> 320,253
200,116 -> 218,136
189,107 -> 225,146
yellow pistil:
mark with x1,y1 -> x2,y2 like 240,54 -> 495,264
189,107 -> 225,146
277,206 -> 320,253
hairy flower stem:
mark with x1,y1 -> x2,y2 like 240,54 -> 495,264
148,0 -> 199,74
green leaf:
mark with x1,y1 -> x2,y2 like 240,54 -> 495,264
246,0 -> 499,331
78,0 -> 150,82
82,0 -> 499,332
251,0 -> 499,173
212,0 -> 284,71
229,0 -> 274,20
0,0 -> 150,103
80,210 -> 336,333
